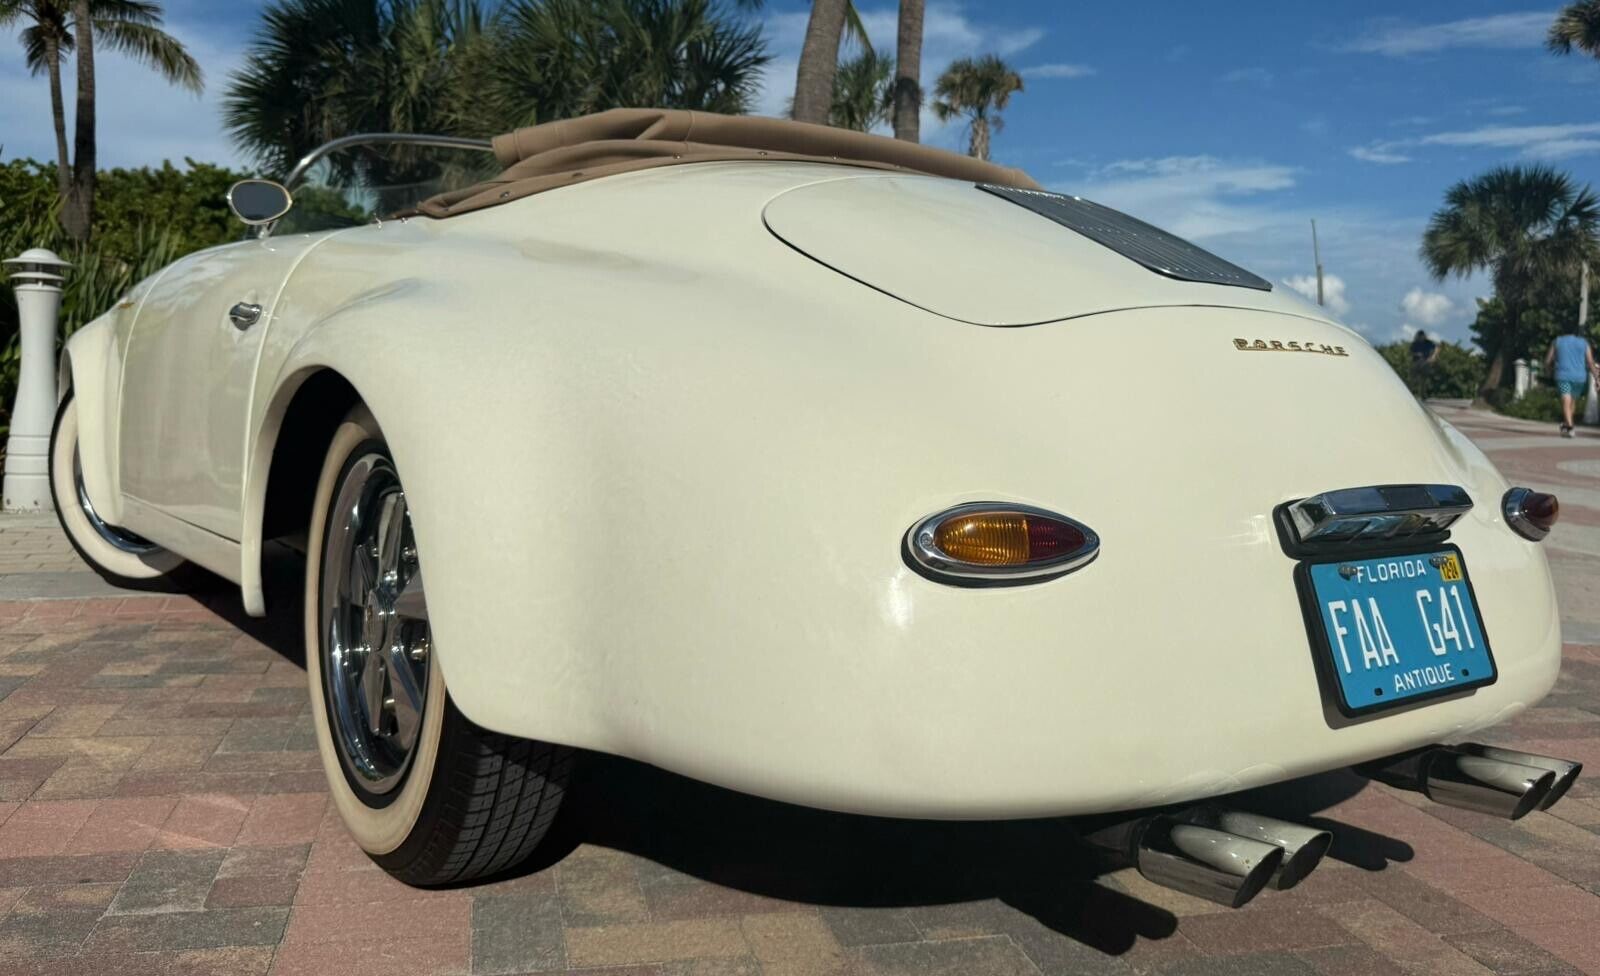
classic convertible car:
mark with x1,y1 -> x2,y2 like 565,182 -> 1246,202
52,109 -> 1579,907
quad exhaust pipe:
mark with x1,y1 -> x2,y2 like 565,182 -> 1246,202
1359,743 -> 1582,821
1084,807 -> 1331,909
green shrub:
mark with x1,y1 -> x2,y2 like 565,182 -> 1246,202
1375,340 -> 1486,399
1488,384 -> 1590,423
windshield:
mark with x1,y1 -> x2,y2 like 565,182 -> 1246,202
276,140 -> 499,235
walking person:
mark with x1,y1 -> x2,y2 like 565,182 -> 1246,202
1408,330 -> 1439,398
1544,323 -> 1600,437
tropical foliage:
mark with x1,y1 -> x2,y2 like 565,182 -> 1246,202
0,158 -> 250,439
1420,164 -> 1600,396
1549,1 -> 1600,58
224,0 -> 771,178
1375,340 -> 1487,400
828,49 -> 893,132
0,0 -> 201,241
932,54 -> 1024,160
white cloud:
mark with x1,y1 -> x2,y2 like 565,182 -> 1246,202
1345,121 -> 1600,165
1524,138 -> 1600,160
1220,67 -> 1274,86
1021,63 -> 1095,79
1418,121 -> 1600,149
1342,12 -> 1553,56
1283,273 -> 1350,316
1401,288 -> 1455,327
1485,105 -> 1528,117
1349,145 -> 1412,164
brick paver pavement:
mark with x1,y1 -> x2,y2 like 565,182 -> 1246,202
0,406 -> 1596,975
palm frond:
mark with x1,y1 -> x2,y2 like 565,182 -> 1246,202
1549,0 -> 1600,55
93,18 -> 202,91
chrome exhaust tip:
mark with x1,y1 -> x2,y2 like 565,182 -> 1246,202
1086,816 -> 1285,909
1449,745 -> 1582,811
1177,807 -> 1332,890
1360,746 -> 1556,821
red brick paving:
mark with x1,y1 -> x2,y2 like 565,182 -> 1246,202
0,595 -> 1594,975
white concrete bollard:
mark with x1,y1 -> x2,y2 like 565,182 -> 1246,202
3,248 -> 70,512
1513,359 -> 1530,400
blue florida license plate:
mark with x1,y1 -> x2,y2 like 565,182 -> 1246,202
1304,548 -> 1495,715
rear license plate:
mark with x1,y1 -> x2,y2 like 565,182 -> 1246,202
1302,548 -> 1495,716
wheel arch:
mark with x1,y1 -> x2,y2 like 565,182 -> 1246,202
241,367 -> 362,616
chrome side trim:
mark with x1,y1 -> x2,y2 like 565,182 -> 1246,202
1502,487 -> 1553,541
1287,484 -> 1472,545
904,502 -> 1099,584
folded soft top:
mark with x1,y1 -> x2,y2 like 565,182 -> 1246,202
417,108 -> 1040,217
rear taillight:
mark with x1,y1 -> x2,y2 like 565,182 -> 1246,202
906,503 -> 1099,584
1503,488 -> 1559,541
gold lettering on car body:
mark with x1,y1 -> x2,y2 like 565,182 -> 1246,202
1233,338 -> 1348,356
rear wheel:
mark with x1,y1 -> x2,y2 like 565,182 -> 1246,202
306,405 -> 571,885
48,394 -> 186,586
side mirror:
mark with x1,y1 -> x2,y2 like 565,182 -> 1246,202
226,179 -> 294,225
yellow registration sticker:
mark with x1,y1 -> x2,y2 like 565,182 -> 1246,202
1438,554 -> 1463,582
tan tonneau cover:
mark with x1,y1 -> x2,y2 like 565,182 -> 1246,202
417,108 -> 1040,217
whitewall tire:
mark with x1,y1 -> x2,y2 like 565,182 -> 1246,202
306,405 -> 571,885
48,394 -> 186,585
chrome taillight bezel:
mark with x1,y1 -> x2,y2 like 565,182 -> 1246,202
904,502 -> 1100,585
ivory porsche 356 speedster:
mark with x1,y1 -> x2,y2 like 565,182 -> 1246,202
53,109 -> 1580,906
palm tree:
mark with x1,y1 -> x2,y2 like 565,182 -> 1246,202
791,0 -> 847,124
932,54 -> 1023,161
226,0 -> 770,176
892,0 -> 922,141
495,0 -> 769,123
827,49 -> 892,132
1421,165 -> 1600,397
0,0 -> 201,242
1549,1 -> 1600,57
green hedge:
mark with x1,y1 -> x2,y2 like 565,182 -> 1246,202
1375,340 -> 1486,399
0,157 -> 252,445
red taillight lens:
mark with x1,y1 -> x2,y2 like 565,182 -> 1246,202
1523,492 -> 1559,532
1503,488 -> 1559,541
909,504 -> 1100,583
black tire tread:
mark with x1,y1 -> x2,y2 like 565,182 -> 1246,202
374,696 -> 571,886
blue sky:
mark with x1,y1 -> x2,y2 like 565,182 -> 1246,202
2,1 -> 1597,345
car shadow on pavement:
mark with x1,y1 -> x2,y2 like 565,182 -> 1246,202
505,753 -> 1410,955
530,751 -> 1179,953
182,547 -> 1414,956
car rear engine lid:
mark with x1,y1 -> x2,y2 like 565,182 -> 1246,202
763,174 -> 1316,327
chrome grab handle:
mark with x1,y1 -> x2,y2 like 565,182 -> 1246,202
228,302 -> 262,330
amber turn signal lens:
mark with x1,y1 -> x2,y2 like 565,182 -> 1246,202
933,512 -> 1087,567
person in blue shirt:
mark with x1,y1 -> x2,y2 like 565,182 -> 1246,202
1544,323 -> 1600,438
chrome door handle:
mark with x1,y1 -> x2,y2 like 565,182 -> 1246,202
228,302 -> 262,330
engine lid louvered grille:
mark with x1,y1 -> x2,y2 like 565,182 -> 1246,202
977,184 -> 1273,292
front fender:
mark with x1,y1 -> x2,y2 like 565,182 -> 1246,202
60,316 -> 123,524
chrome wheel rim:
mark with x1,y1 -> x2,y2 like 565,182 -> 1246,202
72,448 -> 159,554
321,450 -> 431,800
